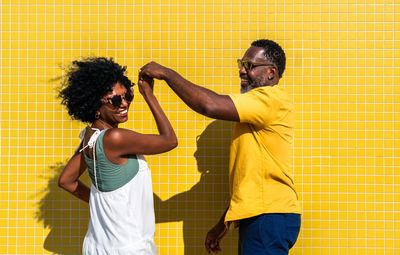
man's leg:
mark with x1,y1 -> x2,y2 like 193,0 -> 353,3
238,213 -> 301,255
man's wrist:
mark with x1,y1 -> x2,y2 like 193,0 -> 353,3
163,67 -> 180,84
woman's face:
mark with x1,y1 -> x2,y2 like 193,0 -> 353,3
97,82 -> 132,127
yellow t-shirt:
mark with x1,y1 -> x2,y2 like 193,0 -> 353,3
225,85 -> 301,223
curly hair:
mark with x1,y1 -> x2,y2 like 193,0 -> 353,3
58,57 -> 133,123
251,39 -> 286,78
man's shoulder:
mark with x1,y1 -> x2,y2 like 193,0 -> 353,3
249,85 -> 291,102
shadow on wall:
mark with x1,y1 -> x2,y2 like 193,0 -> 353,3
35,162 -> 89,255
35,120 -> 237,255
154,120 -> 238,254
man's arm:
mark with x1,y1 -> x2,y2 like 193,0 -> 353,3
205,207 -> 230,253
139,62 -> 239,121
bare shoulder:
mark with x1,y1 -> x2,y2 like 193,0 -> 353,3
103,128 -> 140,145
104,128 -> 128,141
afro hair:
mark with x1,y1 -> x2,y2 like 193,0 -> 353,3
58,57 -> 133,123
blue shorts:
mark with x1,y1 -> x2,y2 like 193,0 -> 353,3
238,213 -> 301,255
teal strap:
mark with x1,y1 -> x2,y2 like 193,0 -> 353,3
84,130 -> 139,192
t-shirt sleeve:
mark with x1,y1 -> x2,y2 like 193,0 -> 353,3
229,88 -> 281,127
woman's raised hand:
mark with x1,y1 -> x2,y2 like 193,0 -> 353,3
138,73 -> 154,96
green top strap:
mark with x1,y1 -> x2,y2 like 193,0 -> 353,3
84,130 -> 139,192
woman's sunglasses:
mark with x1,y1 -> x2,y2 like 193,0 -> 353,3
104,87 -> 134,108
237,59 -> 275,71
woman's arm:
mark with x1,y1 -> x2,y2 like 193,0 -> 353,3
104,76 -> 178,157
58,151 -> 90,203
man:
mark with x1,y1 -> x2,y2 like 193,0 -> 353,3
139,39 -> 301,255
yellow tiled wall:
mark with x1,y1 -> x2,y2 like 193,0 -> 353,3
1,1 -> 399,254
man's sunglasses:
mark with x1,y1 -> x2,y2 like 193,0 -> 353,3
237,59 -> 275,71
104,87 -> 134,108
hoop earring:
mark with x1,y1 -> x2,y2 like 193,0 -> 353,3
95,112 -> 100,119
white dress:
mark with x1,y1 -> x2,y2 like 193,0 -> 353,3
81,129 -> 157,255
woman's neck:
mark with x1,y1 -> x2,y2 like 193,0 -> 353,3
92,118 -> 116,130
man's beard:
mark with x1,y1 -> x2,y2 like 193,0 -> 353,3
240,75 -> 267,94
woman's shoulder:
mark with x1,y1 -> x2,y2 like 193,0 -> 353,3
103,127 -> 128,139
102,127 -> 137,146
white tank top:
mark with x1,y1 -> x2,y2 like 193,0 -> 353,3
81,128 -> 157,255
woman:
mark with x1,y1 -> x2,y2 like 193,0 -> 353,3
58,57 -> 177,254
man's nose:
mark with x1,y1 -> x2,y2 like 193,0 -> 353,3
239,66 -> 247,75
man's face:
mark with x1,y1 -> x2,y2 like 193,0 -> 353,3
239,46 -> 273,93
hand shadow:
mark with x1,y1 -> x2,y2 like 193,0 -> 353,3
154,120 -> 238,254
35,162 -> 89,255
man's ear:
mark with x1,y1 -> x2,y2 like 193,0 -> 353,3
266,66 -> 278,80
